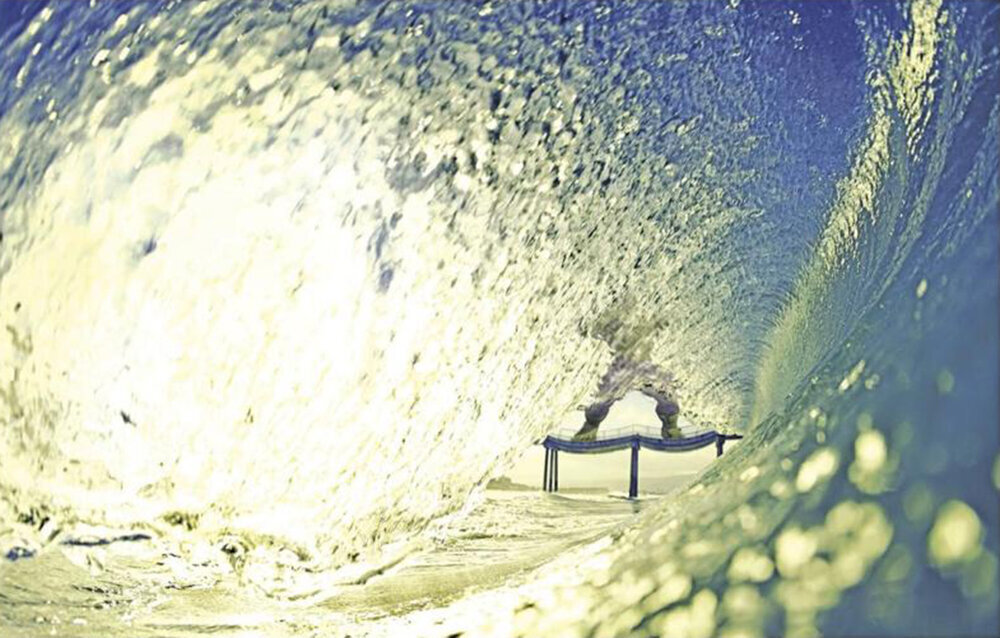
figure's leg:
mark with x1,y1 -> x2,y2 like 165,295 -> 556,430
655,399 -> 681,439
662,412 -> 681,439
573,400 -> 614,441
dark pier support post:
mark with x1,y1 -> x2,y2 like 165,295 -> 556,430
716,433 -> 744,456
542,445 -> 559,492
629,439 -> 639,499
552,449 -> 558,492
543,446 -> 550,491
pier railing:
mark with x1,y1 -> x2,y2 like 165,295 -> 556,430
540,424 -> 743,498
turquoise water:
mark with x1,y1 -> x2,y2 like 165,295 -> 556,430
0,1 -> 997,636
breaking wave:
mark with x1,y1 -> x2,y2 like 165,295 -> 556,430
0,1 -> 997,635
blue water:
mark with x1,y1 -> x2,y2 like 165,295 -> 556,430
0,1 -> 997,636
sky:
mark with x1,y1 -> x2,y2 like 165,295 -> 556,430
505,391 -> 737,490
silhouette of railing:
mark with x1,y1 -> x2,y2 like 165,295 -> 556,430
540,424 -> 743,498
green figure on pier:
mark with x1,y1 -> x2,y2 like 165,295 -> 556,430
573,355 -> 681,442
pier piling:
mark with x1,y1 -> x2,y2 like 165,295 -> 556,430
543,447 -> 550,491
553,449 -> 558,492
629,441 -> 639,499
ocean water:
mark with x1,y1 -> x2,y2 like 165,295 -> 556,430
0,488 -> 652,635
0,1 -> 997,636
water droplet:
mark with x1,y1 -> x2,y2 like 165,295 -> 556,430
769,479 -> 792,499
728,546 -> 774,583
91,49 -> 111,67
796,447 -> 839,492
878,545 -> 913,583
854,430 -> 887,471
838,360 -> 866,393
775,527 -> 816,577
935,368 -> 954,394
960,550 -> 999,599
928,500 -> 982,569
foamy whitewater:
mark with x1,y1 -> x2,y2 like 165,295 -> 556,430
0,1 -> 997,636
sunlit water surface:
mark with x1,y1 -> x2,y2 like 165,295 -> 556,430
0,1 -> 998,636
